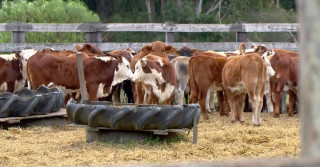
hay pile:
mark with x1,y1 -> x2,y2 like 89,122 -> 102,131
0,112 -> 300,167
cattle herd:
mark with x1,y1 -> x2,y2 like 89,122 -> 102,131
0,41 -> 298,126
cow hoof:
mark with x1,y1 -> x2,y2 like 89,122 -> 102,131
203,115 -> 209,120
252,123 -> 261,127
220,113 -> 229,117
288,113 -> 293,117
273,113 -> 280,118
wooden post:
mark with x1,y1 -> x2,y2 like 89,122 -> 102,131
76,52 -> 89,102
85,22 -> 102,43
11,22 -> 25,43
193,112 -> 198,144
165,22 -> 175,43
236,23 -> 247,42
298,0 -> 320,157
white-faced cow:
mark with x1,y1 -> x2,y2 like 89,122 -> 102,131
27,51 -> 133,101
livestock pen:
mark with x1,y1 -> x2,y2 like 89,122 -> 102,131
1,0 -> 320,166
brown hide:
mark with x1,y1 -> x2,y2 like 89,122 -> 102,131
188,54 -> 228,120
140,41 -> 176,59
269,52 -> 299,117
76,43 -> 103,54
27,52 -> 118,101
0,55 -> 23,93
222,53 -> 266,125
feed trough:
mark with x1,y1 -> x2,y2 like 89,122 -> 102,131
0,85 -> 65,118
66,100 -> 201,144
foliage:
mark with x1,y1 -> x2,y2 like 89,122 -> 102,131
0,0 -> 100,43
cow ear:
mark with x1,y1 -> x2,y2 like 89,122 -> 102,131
76,45 -> 82,51
165,46 -> 176,53
141,46 -> 152,55
191,49 -> 198,55
83,44 -> 91,50
140,59 -> 147,67
116,55 -> 123,63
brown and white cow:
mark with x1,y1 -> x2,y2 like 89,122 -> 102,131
0,53 -> 25,93
27,51 -> 133,101
268,51 -> 299,118
131,41 -> 177,104
188,52 -> 229,120
132,54 -> 176,104
222,53 -> 269,125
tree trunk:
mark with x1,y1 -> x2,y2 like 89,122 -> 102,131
146,0 -> 154,23
196,0 -> 203,18
275,0 -> 279,8
95,0 -> 111,22
177,0 -> 182,8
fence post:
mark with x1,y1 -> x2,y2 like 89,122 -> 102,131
76,52 -> 89,102
11,22 -> 26,43
85,22 -> 102,43
298,0 -> 320,158
165,22 -> 175,43
236,23 -> 247,42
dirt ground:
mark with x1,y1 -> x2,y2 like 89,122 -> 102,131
0,112 -> 300,167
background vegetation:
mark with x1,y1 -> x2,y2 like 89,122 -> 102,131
0,0 -> 297,43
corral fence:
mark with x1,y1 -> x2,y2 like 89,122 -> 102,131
0,22 -> 298,52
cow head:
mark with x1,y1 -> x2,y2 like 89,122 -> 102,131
178,46 -> 198,57
262,50 -> 275,77
141,41 -> 177,58
112,55 -> 133,87
250,44 -> 268,56
76,43 -> 103,54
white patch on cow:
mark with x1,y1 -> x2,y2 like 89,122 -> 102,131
157,59 -> 164,67
47,82 -> 80,96
20,49 -> 38,60
94,56 -> 113,62
132,61 -> 174,102
20,49 -> 38,85
0,82 -> 8,92
0,54 -> 17,61
228,82 -> 246,94
13,79 -> 25,93
96,83 -> 112,99
262,53 -> 275,77
111,57 -> 133,87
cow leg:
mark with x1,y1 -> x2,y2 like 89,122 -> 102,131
280,91 -> 288,114
272,91 -> 282,118
209,91 -> 216,112
228,95 -> 238,122
250,95 -> 262,126
217,91 -> 227,116
288,90 -> 296,117
265,93 -> 274,113
112,83 -> 121,103
205,89 -> 213,113
238,93 -> 246,122
175,88 -> 184,105
199,90 -> 209,120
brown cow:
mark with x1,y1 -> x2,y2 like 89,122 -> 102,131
268,51 -> 299,118
27,52 -> 133,101
132,54 -> 176,104
222,53 -> 268,125
188,52 -> 229,120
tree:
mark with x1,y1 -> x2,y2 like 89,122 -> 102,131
0,0 -> 100,43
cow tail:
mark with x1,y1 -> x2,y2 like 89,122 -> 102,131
188,58 -> 198,102
239,43 -> 246,55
